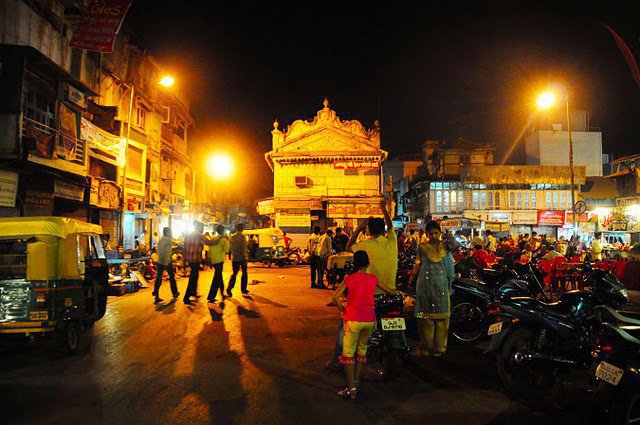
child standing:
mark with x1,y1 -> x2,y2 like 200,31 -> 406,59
332,250 -> 399,399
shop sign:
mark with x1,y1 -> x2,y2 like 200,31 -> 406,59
599,210 -> 639,232
90,179 -> 120,209
333,160 -> 380,170
126,196 -> 143,213
579,222 -> 597,233
486,221 -> 510,232
124,178 -> 144,193
25,190 -> 53,209
326,203 -> 383,218
537,210 -> 565,227
81,118 -> 125,158
616,197 -> 640,207
276,211 -> 310,227
66,85 -> 86,108
439,218 -> 481,230
257,199 -> 275,215
69,0 -> 134,53
54,180 -> 84,202
431,214 -> 462,221
488,211 -> 511,223
564,212 -> 589,226
512,211 -> 538,225
0,171 -> 18,208
609,221 -> 628,232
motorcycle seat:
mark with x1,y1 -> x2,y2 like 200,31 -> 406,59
604,323 -> 640,345
539,300 -> 577,318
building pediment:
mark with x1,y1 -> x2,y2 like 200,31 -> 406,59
273,129 -> 381,155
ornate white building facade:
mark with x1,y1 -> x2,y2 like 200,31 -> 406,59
264,100 -> 387,239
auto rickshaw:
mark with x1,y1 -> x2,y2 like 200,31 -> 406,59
243,227 -> 288,267
0,217 -> 109,354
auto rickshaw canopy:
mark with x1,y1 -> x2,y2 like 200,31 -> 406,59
0,217 -> 105,281
243,227 -> 286,248
0,216 -> 103,239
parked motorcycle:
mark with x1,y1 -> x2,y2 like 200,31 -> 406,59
488,264 -> 628,408
590,306 -> 640,424
367,293 -> 411,378
449,257 -> 549,345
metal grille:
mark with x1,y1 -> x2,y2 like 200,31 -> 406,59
0,279 -> 30,322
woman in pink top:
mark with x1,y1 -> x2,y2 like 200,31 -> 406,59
332,250 -> 399,399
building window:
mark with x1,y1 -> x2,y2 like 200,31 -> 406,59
24,72 -> 56,128
531,191 -> 536,209
546,192 -> 552,208
516,192 -> 522,209
443,191 -> 449,212
451,191 -> 457,212
487,191 -> 493,209
524,192 -> 529,209
509,192 -> 515,209
458,191 -> 464,211
136,107 -> 147,129
494,192 -> 501,209
560,191 -> 567,208
473,192 -> 479,209
553,192 -> 559,208
436,191 -> 442,213
480,192 -> 487,210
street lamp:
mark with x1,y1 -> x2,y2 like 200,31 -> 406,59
536,87 -> 577,236
158,75 -> 175,87
206,153 -> 234,181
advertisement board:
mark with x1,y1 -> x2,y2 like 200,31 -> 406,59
70,0 -> 133,53
537,210 -> 565,227
326,203 -> 383,218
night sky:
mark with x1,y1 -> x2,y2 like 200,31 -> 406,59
125,0 -> 640,198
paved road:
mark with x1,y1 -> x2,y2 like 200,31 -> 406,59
0,262 -> 604,425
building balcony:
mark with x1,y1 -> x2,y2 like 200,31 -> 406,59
161,125 -> 187,156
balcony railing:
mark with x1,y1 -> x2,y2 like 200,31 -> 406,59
22,117 -> 86,167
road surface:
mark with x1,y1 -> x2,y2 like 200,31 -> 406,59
0,262 -> 606,425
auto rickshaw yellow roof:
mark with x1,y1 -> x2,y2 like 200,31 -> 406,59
242,227 -> 285,236
0,216 -> 104,239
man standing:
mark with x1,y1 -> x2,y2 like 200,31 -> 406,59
153,227 -> 179,304
315,229 -> 333,289
207,224 -> 229,303
283,232 -> 292,250
332,227 -> 349,253
308,226 -> 321,288
227,222 -> 249,296
183,221 -> 213,305
485,230 -> 497,253
591,232 -> 604,261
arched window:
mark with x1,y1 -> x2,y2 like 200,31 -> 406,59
524,192 -> 530,209
473,192 -> 479,209
517,192 -> 523,209
487,191 -> 493,209
495,192 -> 501,209
451,191 -> 457,211
436,191 -> 442,213
443,191 -> 449,212
458,191 -> 464,210
531,191 -> 537,209
480,192 -> 487,209
510,192 -> 515,208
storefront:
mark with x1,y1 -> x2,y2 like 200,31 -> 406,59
89,178 -> 121,245
595,202 -> 640,245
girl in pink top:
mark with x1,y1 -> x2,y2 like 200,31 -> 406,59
333,251 -> 399,399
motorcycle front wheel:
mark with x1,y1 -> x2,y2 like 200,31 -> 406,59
496,327 -> 557,408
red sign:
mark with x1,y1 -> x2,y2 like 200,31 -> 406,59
333,160 -> 380,170
70,0 -> 133,53
537,210 -> 565,227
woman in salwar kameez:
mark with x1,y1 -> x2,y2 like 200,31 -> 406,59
410,221 -> 455,357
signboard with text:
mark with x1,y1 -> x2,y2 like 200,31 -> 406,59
537,210 -> 565,227
54,180 -> 84,202
512,211 -> 538,225
70,0 -> 133,53
276,211 -> 310,227
257,199 -> 275,215
90,179 -> 120,210
333,160 -> 380,170
0,171 -> 18,208
326,203 -> 383,218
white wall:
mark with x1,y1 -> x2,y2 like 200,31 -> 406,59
525,130 -> 603,177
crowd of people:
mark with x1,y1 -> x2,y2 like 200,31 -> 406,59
150,222 -> 251,305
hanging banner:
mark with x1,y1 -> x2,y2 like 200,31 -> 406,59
537,210 -> 565,227
69,0 -> 134,53
81,118 -> 125,158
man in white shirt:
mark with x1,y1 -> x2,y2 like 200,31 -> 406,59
308,226 -> 321,288
314,229 -> 333,289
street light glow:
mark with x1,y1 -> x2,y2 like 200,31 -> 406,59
536,92 -> 556,110
159,75 -> 176,87
207,153 -> 234,180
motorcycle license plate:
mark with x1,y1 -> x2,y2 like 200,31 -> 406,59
487,322 -> 503,336
381,317 -> 406,331
596,361 -> 624,386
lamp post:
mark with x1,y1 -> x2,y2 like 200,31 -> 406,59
536,89 -> 577,236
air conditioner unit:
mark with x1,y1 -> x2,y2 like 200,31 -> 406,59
295,176 -> 310,186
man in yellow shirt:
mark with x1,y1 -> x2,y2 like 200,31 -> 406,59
207,224 -> 230,303
591,232 -> 604,261
347,199 -> 398,295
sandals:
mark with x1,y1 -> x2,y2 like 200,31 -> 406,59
337,387 -> 357,399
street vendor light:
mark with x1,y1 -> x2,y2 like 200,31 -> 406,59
158,75 -> 176,87
207,154 -> 234,181
536,85 -> 577,235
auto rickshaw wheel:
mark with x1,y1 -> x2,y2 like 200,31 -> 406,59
59,322 -> 81,355
276,260 -> 285,267
262,259 -> 272,268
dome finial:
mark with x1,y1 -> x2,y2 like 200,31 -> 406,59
323,97 -> 329,109
273,118 -> 279,130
